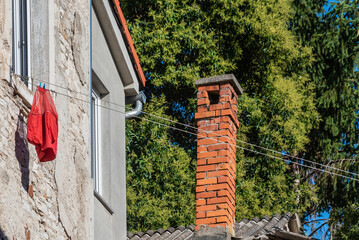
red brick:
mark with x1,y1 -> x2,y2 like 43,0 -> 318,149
219,123 -> 231,130
232,105 -> 237,113
198,106 -> 208,112
207,183 -> 230,191
208,144 -> 230,151
199,124 -> 218,131
217,203 -> 229,209
207,170 -> 230,178
220,83 -> 236,93
196,191 -> 217,199
218,218 -> 232,227
220,89 -> 232,97
195,111 -> 217,119
198,85 -> 219,92
219,176 -> 235,191
197,165 -> 217,172
198,151 -> 218,159
197,159 -> 206,166
208,116 -> 231,125
197,98 -> 210,106
208,130 -> 230,138
207,197 -> 228,205
196,212 -> 206,218
215,216 -> 228,224
221,108 -> 236,118
197,138 -> 217,146
196,217 -> 216,225
196,172 -> 206,179
197,146 -> 207,152
218,176 -> 230,184
231,97 -> 238,104
196,186 -> 205,192
218,150 -> 230,156
217,190 -> 231,198
219,96 -> 231,102
207,157 -> 230,165
197,204 -> 217,212
234,119 -> 240,128
197,120 -> 208,126
197,199 -> 206,206
197,178 -> 217,186
229,202 -> 235,214
209,102 -> 230,111
206,210 -> 227,217
197,91 -> 209,99
217,136 -> 232,144
197,132 -> 207,139
218,163 -> 229,170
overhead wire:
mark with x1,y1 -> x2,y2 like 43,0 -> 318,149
14,73 -> 359,177
19,73 -> 359,178
12,73 -> 359,182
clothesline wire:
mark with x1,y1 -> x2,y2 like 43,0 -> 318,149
12,73 -> 359,181
15,73 -> 359,178
56,87 -> 359,182
25,74 -> 359,177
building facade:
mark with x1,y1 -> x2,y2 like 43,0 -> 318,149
92,0 -> 145,239
0,0 -> 144,239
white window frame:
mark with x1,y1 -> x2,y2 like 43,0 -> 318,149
92,89 -> 102,195
12,0 -> 31,89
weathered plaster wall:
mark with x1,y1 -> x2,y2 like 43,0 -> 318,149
0,0 -> 92,239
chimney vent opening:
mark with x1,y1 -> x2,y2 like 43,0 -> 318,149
208,91 -> 219,105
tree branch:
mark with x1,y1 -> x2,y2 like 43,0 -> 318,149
309,221 -> 328,237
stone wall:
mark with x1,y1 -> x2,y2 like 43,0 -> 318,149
0,0 -> 92,239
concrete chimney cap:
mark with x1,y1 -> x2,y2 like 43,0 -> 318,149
195,74 -> 243,95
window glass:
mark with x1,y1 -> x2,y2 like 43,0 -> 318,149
13,0 -> 31,87
92,89 -> 102,195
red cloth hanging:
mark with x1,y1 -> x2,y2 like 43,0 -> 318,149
27,87 -> 58,162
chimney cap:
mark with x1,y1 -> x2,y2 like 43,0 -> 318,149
195,74 -> 243,95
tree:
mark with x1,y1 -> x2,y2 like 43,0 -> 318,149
124,0 -> 232,232
126,97 -> 196,231
291,0 -> 359,238
123,0 -> 319,232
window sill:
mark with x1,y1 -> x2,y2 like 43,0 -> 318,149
94,191 -> 114,215
7,75 -> 33,111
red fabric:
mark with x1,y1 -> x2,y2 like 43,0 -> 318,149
27,87 -> 58,162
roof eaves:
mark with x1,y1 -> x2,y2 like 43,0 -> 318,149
112,0 -> 146,87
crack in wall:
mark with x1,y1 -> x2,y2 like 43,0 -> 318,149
53,163 -> 71,240
70,12 -> 85,87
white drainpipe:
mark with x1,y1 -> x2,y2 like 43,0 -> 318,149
125,91 -> 146,119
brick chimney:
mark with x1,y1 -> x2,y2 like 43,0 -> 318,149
194,74 -> 242,239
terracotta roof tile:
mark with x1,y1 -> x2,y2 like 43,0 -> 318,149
112,0 -> 146,87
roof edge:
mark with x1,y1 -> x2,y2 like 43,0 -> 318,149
112,0 -> 146,87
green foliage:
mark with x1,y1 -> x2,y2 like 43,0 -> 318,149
126,96 -> 196,232
331,202 -> 359,240
291,0 -> 359,237
124,0 -> 319,233
198,0 -> 318,221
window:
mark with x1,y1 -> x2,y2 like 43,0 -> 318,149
92,89 -> 102,195
12,0 -> 31,87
